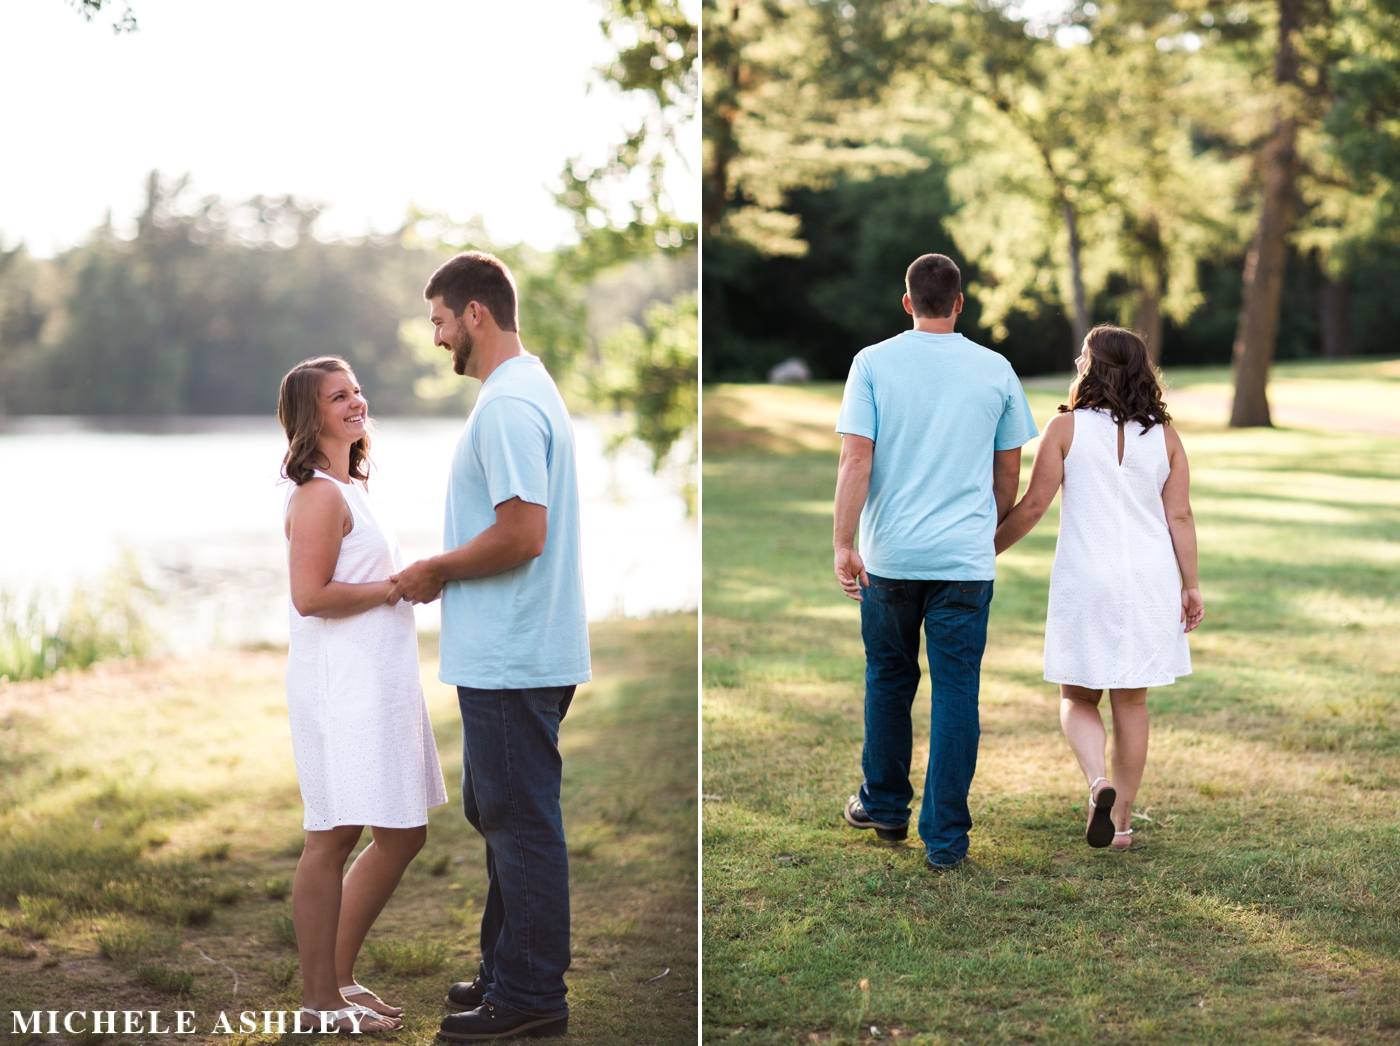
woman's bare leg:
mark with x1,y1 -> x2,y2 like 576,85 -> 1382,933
1108,688 -> 1149,846
334,825 -> 428,1014
294,825 -> 400,1032
1059,684 -> 1109,789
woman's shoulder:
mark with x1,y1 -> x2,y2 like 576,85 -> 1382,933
1045,410 -> 1076,428
1042,409 -> 1076,443
288,475 -> 349,513
1159,421 -> 1186,454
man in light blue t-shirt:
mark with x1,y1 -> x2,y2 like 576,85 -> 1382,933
390,250 -> 587,1040
834,253 -> 1038,870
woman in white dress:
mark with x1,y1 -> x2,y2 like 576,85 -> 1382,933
277,356 -> 448,1032
995,326 -> 1203,850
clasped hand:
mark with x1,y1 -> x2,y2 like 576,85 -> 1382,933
387,558 -> 445,605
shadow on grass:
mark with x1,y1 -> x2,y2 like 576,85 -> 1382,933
1,615 -> 697,1046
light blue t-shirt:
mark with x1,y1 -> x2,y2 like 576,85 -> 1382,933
836,330 -> 1039,581
439,355 -> 591,689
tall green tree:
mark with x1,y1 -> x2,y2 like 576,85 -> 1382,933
702,0 -> 924,257
557,0 -> 698,279
908,0 -> 1251,364
1227,0 -> 1322,425
1223,0 -> 1400,423
559,0 -> 700,478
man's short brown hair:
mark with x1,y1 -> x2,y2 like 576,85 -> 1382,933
423,250 -> 519,332
905,254 -> 962,318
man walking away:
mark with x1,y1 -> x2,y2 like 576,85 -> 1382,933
833,253 -> 1038,870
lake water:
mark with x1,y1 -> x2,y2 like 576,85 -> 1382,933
0,417 -> 696,652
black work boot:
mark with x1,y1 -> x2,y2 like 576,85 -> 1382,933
445,962 -> 490,1012
437,1002 -> 567,1041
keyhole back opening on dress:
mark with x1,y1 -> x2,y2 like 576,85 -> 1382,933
1117,421 -> 1125,466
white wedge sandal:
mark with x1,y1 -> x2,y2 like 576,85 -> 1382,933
340,983 -> 403,1017
298,1004 -> 401,1034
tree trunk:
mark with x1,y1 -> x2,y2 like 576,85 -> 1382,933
1229,0 -> 1302,428
1134,286 -> 1163,368
702,3 -> 743,236
1134,254 -> 1167,367
1063,200 -> 1088,365
1318,271 -> 1351,358
1229,115 -> 1297,428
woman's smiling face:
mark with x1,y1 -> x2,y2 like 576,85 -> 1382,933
318,369 -> 367,442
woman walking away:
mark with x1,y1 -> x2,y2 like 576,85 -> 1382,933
994,325 -> 1203,850
279,356 -> 448,1032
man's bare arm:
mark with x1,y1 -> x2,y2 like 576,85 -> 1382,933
994,415 -> 1070,554
389,497 -> 547,604
993,447 -> 1022,523
833,434 -> 874,600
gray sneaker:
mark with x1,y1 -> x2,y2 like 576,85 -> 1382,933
843,795 -> 908,842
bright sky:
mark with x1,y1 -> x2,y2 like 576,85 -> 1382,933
1,0 -> 699,256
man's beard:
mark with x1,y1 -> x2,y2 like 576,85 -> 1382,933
450,328 -> 475,375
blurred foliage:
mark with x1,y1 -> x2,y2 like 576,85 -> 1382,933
593,293 -> 698,511
556,0 -> 698,280
557,0 -> 700,478
0,557 -> 152,682
702,0 -> 926,255
0,173 -> 438,416
68,0 -> 136,33
702,0 -> 1400,382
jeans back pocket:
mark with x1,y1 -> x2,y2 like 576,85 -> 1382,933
943,580 -> 992,612
865,578 -> 910,606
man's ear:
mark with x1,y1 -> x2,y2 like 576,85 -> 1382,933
467,300 -> 498,331
952,292 -> 964,316
902,293 -> 915,316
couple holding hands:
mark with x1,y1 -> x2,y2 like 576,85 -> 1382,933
277,251 -> 584,1040
836,253 -> 1204,869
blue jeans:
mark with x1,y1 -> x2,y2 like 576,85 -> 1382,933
457,685 -> 575,1018
857,575 -> 993,866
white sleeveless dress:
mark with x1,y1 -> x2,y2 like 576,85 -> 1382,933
1044,409 -> 1192,689
284,470 -> 448,831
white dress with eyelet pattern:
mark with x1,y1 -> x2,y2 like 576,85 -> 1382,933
284,470 -> 448,830
1044,409 -> 1191,689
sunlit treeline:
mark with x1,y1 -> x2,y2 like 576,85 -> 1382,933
701,0 -> 1400,401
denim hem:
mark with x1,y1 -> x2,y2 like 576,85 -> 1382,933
926,858 -> 965,870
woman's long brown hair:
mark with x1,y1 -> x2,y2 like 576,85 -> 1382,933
1058,324 -> 1171,431
277,356 -> 372,486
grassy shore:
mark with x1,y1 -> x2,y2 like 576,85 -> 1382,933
0,614 -> 697,1045
702,359 -> 1400,1044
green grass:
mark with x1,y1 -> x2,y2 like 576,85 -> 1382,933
0,614 -> 697,1044
702,360 -> 1400,1044
366,938 -> 452,976
136,961 -> 196,995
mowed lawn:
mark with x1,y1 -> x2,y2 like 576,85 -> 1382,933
702,359 -> 1400,1045
0,615 -> 697,1045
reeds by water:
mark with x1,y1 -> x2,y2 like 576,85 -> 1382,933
0,558 -> 152,682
